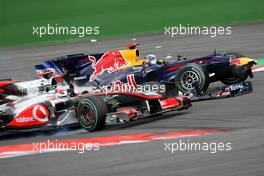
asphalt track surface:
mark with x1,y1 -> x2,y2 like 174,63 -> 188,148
0,23 -> 264,176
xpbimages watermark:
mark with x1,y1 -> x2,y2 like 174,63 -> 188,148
165,24 -> 232,38
164,139 -> 232,154
32,140 -> 100,154
32,24 -> 100,38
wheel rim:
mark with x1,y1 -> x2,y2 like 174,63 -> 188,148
79,104 -> 96,128
180,70 -> 199,90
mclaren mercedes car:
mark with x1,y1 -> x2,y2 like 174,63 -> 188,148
0,78 -> 191,132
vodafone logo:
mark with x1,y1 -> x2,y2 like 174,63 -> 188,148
32,104 -> 49,122
12,104 -> 50,126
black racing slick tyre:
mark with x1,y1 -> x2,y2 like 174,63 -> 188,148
175,64 -> 209,94
76,96 -> 108,132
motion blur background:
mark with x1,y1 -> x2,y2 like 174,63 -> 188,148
1,0 -> 264,47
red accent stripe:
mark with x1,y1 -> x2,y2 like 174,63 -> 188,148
88,91 -> 163,100
79,58 -> 90,62
0,80 -> 20,87
0,129 -> 224,158
160,98 -> 179,109
252,65 -> 264,70
131,74 -> 138,88
165,65 -> 184,72
127,74 -> 133,88
165,58 -> 224,72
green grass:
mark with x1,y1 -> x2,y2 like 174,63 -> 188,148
1,0 -> 264,47
256,58 -> 264,65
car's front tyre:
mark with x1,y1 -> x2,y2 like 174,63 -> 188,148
174,64 -> 209,94
76,96 -> 108,132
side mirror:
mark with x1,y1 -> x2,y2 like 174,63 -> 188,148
50,77 -> 57,86
43,73 -> 52,79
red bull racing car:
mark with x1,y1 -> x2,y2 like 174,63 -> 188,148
0,78 -> 191,132
35,43 -> 257,95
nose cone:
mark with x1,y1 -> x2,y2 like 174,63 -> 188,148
241,57 -> 257,65
231,57 -> 257,66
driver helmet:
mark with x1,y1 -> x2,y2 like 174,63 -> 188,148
145,54 -> 158,64
55,85 -> 69,97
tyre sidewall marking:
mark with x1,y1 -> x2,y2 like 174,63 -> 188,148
79,98 -> 99,131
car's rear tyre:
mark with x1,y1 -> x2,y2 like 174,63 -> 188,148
175,64 -> 209,94
76,96 -> 108,132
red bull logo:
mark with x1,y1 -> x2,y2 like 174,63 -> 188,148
230,58 -> 241,65
89,51 -> 129,80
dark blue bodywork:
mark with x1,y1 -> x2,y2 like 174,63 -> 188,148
35,53 -> 233,87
